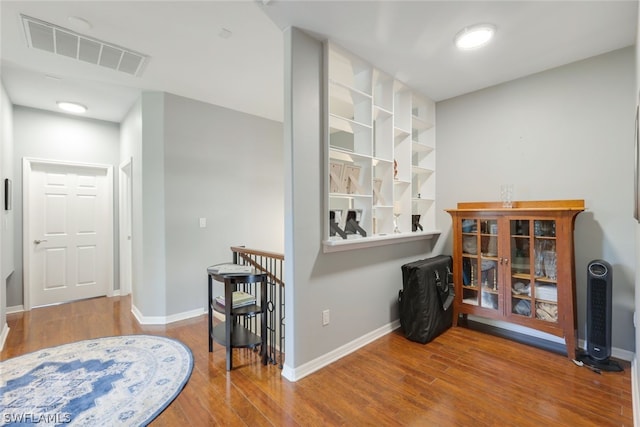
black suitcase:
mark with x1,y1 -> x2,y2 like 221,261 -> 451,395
399,255 -> 454,344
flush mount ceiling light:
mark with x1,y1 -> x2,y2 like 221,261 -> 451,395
67,16 -> 92,32
454,24 -> 496,50
57,101 -> 87,114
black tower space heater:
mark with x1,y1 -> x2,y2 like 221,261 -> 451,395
578,260 -> 623,372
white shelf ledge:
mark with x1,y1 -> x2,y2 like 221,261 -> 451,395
322,230 -> 440,253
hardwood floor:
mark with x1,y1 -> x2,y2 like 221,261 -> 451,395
2,296 -> 633,426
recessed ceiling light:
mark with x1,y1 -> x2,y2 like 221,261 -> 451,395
67,15 -> 92,31
57,101 -> 87,114
454,24 -> 496,50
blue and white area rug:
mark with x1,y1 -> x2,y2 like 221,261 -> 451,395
0,335 -> 193,426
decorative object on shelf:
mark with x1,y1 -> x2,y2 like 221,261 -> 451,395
342,164 -> 362,194
329,161 -> 345,193
412,214 -> 423,232
500,184 -> 513,208
543,250 -> 557,280
345,209 -> 367,237
372,208 -> 377,234
373,178 -> 384,205
490,223 -> 498,234
393,201 -> 402,233
393,159 -> 398,179
534,240 -> 545,276
329,210 -> 347,239
463,235 -> 477,254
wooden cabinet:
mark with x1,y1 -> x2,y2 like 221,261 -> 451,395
446,200 -> 584,359
324,42 -> 438,252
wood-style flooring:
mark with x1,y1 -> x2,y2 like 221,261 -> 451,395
1,296 -> 633,426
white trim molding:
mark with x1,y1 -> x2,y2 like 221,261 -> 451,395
0,323 -> 9,351
6,305 -> 24,314
282,320 -> 400,382
131,303 -> 207,325
633,357 -> 639,427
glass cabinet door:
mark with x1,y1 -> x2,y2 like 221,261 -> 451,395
460,218 -> 499,312
509,219 -> 558,324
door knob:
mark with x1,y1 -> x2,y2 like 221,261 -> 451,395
34,239 -> 48,244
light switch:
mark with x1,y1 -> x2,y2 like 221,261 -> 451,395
199,218 -> 207,228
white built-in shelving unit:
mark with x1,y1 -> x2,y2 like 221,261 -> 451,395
324,42 -> 439,252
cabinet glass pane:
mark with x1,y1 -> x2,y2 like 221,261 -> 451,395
509,219 -> 558,323
460,218 -> 499,311
510,220 -> 532,318
533,220 -> 558,323
480,219 -> 499,310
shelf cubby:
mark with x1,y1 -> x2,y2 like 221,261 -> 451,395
324,42 -> 439,251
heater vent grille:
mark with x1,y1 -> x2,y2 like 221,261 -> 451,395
21,14 -> 148,76
589,278 -> 607,346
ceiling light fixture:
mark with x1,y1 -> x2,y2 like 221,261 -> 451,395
67,16 -> 92,32
57,101 -> 87,114
454,24 -> 496,50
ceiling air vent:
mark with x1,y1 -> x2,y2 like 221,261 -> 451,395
21,14 -> 148,77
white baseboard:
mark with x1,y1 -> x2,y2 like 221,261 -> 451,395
0,323 -> 9,351
632,357 -> 638,427
6,305 -> 24,314
281,320 -> 400,382
469,315 -> 635,362
576,338 -> 635,362
131,304 -> 207,325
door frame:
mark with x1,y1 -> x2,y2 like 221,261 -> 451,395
23,157 -> 114,311
118,158 -> 133,296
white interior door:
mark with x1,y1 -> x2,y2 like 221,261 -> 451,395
24,159 -> 113,309
119,159 -> 132,296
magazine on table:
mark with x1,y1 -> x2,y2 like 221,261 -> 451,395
215,291 -> 256,308
209,263 -> 253,274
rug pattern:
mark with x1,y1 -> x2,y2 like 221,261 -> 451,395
1,335 -> 193,426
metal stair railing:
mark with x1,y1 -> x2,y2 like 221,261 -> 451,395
231,246 -> 285,368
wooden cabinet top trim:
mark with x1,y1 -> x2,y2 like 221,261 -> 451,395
446,199 -> 584,213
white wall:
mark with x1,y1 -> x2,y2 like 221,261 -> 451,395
634,0 -> 639,420
9,107 -> 120,307
121,91 -> 284,319
1,84 -> 14,283
436,47 -> 636,353
163,93 -> 284,315
283,27 -> 438,379
0,80 -> 14,349
138,92 -> 168,318
120,97 -> 145,313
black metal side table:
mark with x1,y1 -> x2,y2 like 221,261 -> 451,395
207,264 -> 267,371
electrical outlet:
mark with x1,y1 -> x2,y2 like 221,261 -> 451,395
199,217 -> 207,228
322,309 -> 330,326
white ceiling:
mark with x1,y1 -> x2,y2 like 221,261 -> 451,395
1,1 -> 637,124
